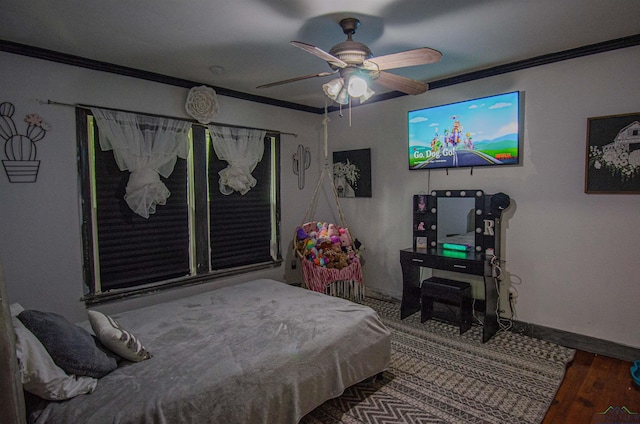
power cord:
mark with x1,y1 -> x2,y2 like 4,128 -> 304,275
491,256 -> 513,333
509,296 -> 518,321
472,297 -> 483,325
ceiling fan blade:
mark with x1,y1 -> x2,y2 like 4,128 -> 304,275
291,41 -> 347,68
256,71 -> 338,89
375,71 -> 428,95
367,47 -> 442,71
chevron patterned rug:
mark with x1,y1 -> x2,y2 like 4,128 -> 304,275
301,297 -> 575,424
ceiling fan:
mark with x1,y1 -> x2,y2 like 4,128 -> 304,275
257,17 -> 442,104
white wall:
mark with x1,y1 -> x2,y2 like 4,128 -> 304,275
325,46 -> 640,349
1,46 -> 639,349
0,52 -> 324,322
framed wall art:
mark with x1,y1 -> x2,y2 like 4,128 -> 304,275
332,148 -> 372,198
585,112 -> 640,194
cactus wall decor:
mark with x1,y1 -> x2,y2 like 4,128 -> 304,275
1,101 -> 50,183
292,144 -> 311,190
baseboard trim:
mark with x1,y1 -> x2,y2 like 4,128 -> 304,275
366,288 -> 639,362
364,288 -> 399,304
510,321 -> 640,363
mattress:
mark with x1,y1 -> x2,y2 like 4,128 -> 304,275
31,279 -> 391,424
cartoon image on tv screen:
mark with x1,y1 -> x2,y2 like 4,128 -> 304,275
408,91 -> 519,170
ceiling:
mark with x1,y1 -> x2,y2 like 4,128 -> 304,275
1,0 -> 639,111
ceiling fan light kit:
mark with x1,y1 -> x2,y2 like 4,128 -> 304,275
323,72 -> 375,105
257,17 -> 442,106
347,75 -> 368,97
322,78 -> 344,98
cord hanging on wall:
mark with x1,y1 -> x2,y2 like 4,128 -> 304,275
292,144 -> 311,190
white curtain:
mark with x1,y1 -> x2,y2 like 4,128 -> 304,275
208,125 -> 266,195
91,108 -> 192,218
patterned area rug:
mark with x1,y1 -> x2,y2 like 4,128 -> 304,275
301,297 -> 575,424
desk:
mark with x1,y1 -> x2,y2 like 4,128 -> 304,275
400,247 -> 499,343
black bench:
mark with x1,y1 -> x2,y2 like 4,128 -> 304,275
421,277 -> 472,334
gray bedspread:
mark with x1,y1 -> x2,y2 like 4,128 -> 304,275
34,279 -> 391,424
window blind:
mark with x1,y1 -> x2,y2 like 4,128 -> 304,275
94,144 -> 190,290
208,137 -> 273,269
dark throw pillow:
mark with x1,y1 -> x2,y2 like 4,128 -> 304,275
17,310 -> 118,378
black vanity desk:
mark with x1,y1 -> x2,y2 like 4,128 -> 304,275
400,247 -> 499,343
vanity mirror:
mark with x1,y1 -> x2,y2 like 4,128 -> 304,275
413,189 -> 503,256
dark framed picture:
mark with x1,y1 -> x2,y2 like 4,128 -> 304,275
585,112 -> 640,194
332,148 -> 372,198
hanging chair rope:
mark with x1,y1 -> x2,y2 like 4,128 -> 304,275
293,107 -> 364,301
298,109 -> 354,246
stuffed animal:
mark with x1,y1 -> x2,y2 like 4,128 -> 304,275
302,238 -> 317,260
335,254 -> 349,269
317,240 -> 331,251
324,249 -> 337,268
317,222 -> 329,242
296,227 -> 308,241
297,222 -> 361,269
339,228 -> 352,250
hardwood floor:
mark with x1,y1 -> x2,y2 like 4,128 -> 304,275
542,350 -> 640,423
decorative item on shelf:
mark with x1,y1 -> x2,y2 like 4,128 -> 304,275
1,101 -> 50,183
415,236 -> 427,249
292,144 -> 311,190
417,194 -> 427,211
185,85 -> 219,124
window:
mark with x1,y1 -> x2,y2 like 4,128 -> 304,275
77,108 -> 281,301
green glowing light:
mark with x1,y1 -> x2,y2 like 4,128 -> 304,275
441,249 -> 468,259
443,243 -> 469,251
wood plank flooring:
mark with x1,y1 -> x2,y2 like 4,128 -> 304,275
542,350 -> 640,423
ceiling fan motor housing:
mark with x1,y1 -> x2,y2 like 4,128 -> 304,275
328,18 -> 373,68
329,40 -> 373,67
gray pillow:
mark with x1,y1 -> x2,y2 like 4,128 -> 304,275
17,310 -> 118,378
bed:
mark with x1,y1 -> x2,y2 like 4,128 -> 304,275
18,278 -> 391,424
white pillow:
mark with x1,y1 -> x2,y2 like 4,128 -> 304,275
87,310 -> 152,362
12,316 -> 97,400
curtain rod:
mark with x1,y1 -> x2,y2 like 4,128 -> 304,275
39,99 -> 298,137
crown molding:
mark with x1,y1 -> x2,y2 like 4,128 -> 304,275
3,33 -> 639,115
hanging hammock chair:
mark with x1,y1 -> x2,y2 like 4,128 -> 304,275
293,114 -> 364,301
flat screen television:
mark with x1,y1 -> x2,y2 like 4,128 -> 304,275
408,91 -> 520,170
